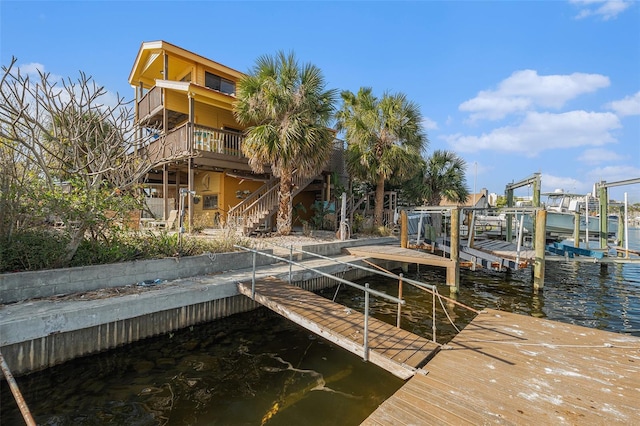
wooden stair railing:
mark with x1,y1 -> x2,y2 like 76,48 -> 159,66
227,172 -> 318,235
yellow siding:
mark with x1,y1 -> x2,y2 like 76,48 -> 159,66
165,91 -> 189,115
222,176 -> 264,220
194,103 -> 239,128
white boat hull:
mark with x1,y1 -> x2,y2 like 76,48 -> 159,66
521,212 -> 617,237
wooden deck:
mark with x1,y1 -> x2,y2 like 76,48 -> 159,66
362,308 -> 640,425
344,244 -> 459,286
237,277 -> 440,379
344,245 -> 454,269
421,238 -> 534,271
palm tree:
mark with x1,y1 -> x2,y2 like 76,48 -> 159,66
336,87 -> 426,227
234,52 -> 336,235
422,150 -> 469,206
417,149 -> 469,237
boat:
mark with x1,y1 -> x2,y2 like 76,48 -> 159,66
520,190 -> 617,239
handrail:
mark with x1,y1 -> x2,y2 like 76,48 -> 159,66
229,170 -> 317,235
258,241 -> 437,292
234,245 -> 404,304
234,244 -> 407,362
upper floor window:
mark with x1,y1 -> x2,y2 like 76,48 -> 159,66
205,72 -> 235,95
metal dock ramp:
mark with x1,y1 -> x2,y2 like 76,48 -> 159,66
237,277 -> 440,379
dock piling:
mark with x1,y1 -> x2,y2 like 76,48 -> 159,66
400,210 -> 408,248
448,208 -> 460,293
573,212 -> 580,248
533,209 -> 546,290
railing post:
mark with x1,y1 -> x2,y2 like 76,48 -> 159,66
364,283 -> 370,362
432,289 -> 437,344
397,274 -> 403,328
289,245 -> 293,284
251,251 -> 257,300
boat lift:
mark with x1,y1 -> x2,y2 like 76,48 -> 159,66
504,173 -> 541,242
595,177 -> 640,250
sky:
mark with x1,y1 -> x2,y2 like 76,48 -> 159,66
1,0 -> 639,203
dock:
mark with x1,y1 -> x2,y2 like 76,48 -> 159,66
344,244 -> 458,286
344,244 -> 454,269
422,238 -> 535,271
237,277 -> 440,379
362,308 -> 640,425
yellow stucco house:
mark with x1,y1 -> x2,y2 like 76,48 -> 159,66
129,41 -> 345,234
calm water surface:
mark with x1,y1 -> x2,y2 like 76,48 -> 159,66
2,230 -> 639,425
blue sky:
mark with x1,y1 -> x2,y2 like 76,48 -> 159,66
2,0 -> 639,203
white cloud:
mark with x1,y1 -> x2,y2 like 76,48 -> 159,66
606,91 -> 640,117
541,173 -> 589,194
578,148 -> 623,164
459,70 -> 610,121
445,110 -> 621,156
586,165 -> 640,185
422,117 -> 438,131
18,62 -> 47,75
571,0 -> 633,20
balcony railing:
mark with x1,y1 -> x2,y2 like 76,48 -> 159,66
192,125 -> 244,157
138,86 -> 162,120
142,123 -> 246,161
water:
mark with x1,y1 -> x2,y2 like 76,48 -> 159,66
2,230 -> 639,425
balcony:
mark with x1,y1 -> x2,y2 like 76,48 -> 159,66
142,123 -> 247,164
192,125 -> 244,157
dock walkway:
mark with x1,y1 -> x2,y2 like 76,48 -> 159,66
362,308 -> 640,425
421,238 -> 534,271
237,277 -> 440,379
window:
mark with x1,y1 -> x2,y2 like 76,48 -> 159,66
203,194 -> 219,210
205,72 -> 235,95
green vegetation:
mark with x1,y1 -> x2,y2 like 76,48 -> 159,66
0,229 -> 251,273
0,53 -> 472,274
336,88 -> 426,226
234,51 -> 337,235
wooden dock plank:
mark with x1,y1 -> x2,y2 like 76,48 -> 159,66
345,245 -> 454,268
363,309 -> 640,425
237,277 -> 440,379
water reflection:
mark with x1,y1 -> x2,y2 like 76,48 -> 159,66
1,310 -> 403,426
2,231 -> 639,425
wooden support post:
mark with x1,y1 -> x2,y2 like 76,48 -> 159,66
598,184 -> 608,250
506,189 -> 514,242
162,164 -> 169,219
574,212 -> 580,248
534,209 -> 547,291
400,210 -> 408,248
532,173 -> 541,207
188,160 -> 194,233
617,204 -> 625,255
448,208 -> 460,293
467,210 -> 475,248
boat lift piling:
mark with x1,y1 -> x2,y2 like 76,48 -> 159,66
505,173 -> 541,242
533,209 -> 547,291
595,177 -> 640,262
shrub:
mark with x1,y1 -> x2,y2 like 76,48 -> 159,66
0,229 -> 254,273
0,230 -> 70,272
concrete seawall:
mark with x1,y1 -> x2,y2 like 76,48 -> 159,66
0,250 -> 276,304
0,237 -> 399,376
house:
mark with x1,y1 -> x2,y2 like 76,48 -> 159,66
439,188 -> 489,209
129,41 -> 345,234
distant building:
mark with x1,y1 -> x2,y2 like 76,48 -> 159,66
440,188 -> 489,209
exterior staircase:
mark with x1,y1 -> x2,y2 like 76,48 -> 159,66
227,172 -> 317,235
